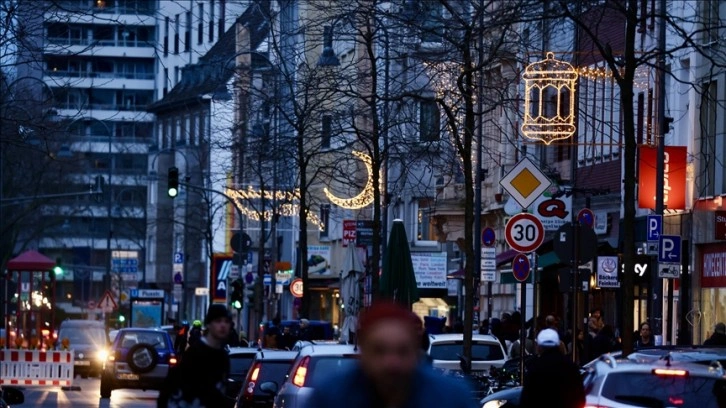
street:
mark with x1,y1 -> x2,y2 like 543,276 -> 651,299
14,377 -> 158,408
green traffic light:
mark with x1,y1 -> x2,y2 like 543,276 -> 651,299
232,300 -> 242,310
118,315 -> 126,322
53,266 -> 63,275
168,187 -> 178,197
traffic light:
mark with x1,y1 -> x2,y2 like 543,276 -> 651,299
167,167 -> 179,198
53,257 -> 63,276
118,314 -> 126,323
230,278 -> 244,310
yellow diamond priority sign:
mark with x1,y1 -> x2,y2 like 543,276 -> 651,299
500,157 -> 551,208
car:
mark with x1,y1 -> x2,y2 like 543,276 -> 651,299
57,319 -> 109,378
273,344 -> 359,408
227,347 -> 260,400
260,320 -> 334,346
0,386 -> 24,408
235,349 -> 298,408
100,328 -> 177,399
583,356 -> 726,407
480,346 -> 726,408
428,334 -> 507,373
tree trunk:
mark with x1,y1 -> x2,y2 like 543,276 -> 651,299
298,131 -> 311,319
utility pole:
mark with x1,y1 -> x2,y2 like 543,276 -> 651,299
652,0 -> 667,343
474,0 -> 485,327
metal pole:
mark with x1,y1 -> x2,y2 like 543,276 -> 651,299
474,0 -> 484,326
519,281 -> 526,385
106,123 -> 113,325
381,24 -> 390,253
653,0 -> 667,342
571,221 -> 580,364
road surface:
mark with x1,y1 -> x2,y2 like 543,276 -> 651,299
14,377 -> 158,408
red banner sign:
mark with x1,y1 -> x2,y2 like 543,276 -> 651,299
701,244 -> 726,288
638,145 -> 687,210
716,211 -> 726,241
342,220 -> 356,247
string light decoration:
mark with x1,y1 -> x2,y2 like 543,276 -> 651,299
521,52 -> 579,145
323,150 -> 375,209
226,187 -> 325,231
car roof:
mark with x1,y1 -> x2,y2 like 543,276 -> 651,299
59,320 -> 105,328
591,355 -> 725,378
428,333 -> 501,344
297,343 -> 359,357
228,346 -> 259,356
117,328 -> 168,334
255,350 -> 298,360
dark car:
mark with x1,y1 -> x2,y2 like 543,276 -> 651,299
100,328 -> 177,399
0,387 -> 24,408
227,347 -> 259,400
260,320 -> 334,348
235,350 -> 297,408
57,319 -> 109,378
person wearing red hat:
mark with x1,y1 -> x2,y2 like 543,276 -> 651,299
305,301 -> 474,408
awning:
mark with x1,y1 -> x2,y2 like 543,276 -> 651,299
537,251 -> 562,269
496,249 -> 519,266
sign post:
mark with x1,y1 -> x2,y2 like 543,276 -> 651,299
512,253 -> 530,386
658,235 -> 681,278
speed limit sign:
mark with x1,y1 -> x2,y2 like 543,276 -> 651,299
505,213 -> 545,253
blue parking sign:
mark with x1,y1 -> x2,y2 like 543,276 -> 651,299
658,235 -> 681,264
647,215 -> 662,242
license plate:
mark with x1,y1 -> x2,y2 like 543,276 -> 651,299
74,361 -> 91,366
117,373 -> 139,380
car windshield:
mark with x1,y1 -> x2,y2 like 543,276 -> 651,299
429,341 -> 504,361
118,332 -> 167,350
253,361 -> 294,394
601,372 -> 726,408
58,328 -> 106,347
230,355 -> 255,379
306,356 -> 359,388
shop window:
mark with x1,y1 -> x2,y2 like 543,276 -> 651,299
319,204 -> 330,239
419,100 -> 440,142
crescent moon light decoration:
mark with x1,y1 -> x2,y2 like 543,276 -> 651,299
323,150 -> 375,210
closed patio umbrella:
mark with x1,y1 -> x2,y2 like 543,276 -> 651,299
339,244 -> 364,343
380,219 -> 419,307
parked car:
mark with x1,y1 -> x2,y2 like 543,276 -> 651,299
260,320 -> 334,346
100,328 -> 177,398
227,347 -> 260,400
427,334 -> 507,373
0,386 -> 24,408
235,349 -> 298,408
57,319 -> 109,378
273,344 -> 360,408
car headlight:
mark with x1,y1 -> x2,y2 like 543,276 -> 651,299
97,349 -> 109,361
482,401 -> 507,408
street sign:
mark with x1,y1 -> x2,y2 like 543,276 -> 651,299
596,256 -> 620,288
230,232 -> 252,253
658,235 -> 682,263
173,272 -> 183,284
480,246 -> 497,282
512,253 -> 531,282
343,220 -> 357,247
133,289 -> 164,298
173,252 -> 184,264
659,263 -> 680,279
553,222 -> 598,266
290,278 -> 304,298
482,227 -> 496,247
263,274 -> 272,286
577,208 -> 595,229
173,263 -> 183,273
172,283 -> 183,304
715,211 -> 726,241
275,272 -> 292,285
98,290 -> 118,311
500,157 -> 552,209
229,265 -> 240,279
505,213 -> 545,253
647,215 -> 663,242
195,287 -> 209,296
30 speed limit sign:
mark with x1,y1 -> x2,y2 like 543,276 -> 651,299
505,213 -> 545,253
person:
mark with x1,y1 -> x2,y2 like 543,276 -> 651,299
298,318 -> 312,341
227,321 -> 241,347
174,321 -> 189,355
509,328 -> 535,360
478,319 -> 490,335
589,308 -> 604,335
187,320 -> 203,350
265,316 -> 281,348
162,305 -> 233,408
591,324 -> 620,358
704,322 -> 726,346
279,326 -> 295,350
304,301 -> 474,408
634,322 -> 654,349
520,329 -> 585,408
544,315 -> 567,355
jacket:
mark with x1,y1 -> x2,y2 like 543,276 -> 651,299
704,332 -> 726,346
172,338 -> 232,408
305,364 -> 475,408
520,348 -> 585,408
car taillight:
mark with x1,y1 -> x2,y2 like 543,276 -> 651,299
653,368 -> 688,377
244,362 -> 262,396
169,354 -> 177,366
292,356 -> 311,387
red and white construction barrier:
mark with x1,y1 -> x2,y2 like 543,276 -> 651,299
0,349 -> 74,387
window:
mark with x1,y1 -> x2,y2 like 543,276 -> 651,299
209,0 -> 215,42
174,14 -> 180,54
198,111 -> 206,142
700,80 -> 718,196
420,1 -> 444,43
429,341 -> 505,361
419,100 -> 440,142
174,66 -> 180,85
319,204 -> 330,239
197,3 -> 204,44
601,372 -> 725,407
218,0 -> 226,39
164,17 -> 169,56
416,200 -> 431,241
321,115 -> 332,148
184,11 -> 191,52
163,67 -> 169,96
702,0 -> 720,45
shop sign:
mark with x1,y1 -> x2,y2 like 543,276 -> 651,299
411,252 -> 447,289
638,145 -> 687,210
701,244 -> 726,288
596,256 -> 620,288
715,211 -> 726,241
504,194 -> 572,232
306,246 -> 334,279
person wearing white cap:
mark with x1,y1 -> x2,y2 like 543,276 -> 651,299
520,329 -> 585,408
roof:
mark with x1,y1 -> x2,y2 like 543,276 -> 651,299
428,333 -> 501,344
255,350 -> 298,360
6,250 -> 55,271
229,346 -> 259,356
117,327 -> 167,333
297,344 -> 359,357
148,1 -> 270,113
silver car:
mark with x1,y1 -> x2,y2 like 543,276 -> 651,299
273,344 -> 359,408
428,334 -> 507,373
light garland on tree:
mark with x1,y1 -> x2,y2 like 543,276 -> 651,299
226,187 -> 325,231
323,150 -> 375,209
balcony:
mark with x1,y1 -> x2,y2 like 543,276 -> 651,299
51,0 -> 155,16
46,37 -> 154,48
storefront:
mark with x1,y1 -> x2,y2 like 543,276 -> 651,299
698,243 -> 726,342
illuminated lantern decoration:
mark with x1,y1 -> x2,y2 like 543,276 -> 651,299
521,52 -> 578,145
323,151 -> 375,210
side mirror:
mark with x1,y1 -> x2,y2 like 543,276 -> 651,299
259,381 -> 278,395
2,386 -> 25,404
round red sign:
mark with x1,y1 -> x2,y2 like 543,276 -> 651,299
505,213 -> 545,253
